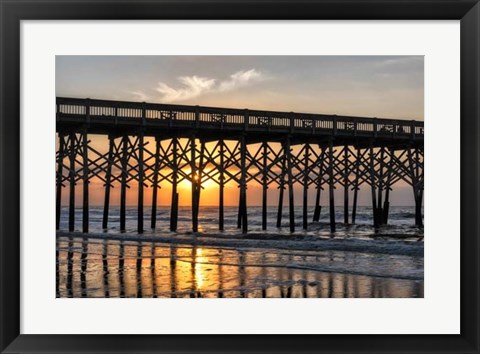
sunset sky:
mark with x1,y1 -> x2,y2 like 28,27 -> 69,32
56,56 -> 424,207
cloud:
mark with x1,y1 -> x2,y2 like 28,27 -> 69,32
130,91 -> 150,101
377,56 -> 423,67
156,75 -> 216,102
219,69 -> 263,92
153,69 -> 265,103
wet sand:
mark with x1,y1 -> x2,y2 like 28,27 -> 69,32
56,235 -> 424,298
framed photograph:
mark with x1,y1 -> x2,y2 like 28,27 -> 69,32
1,0 -> 478,353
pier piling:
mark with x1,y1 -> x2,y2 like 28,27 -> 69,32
383,148 -> 393,224
151,138 -> 160,229
240,135 -> 248,233
191,136 -> 198,232
219,140 -> 225,231
102,137 -> 114,230
328,140 -> 336,232
56,133 -> 65,230
302,144 -> 309,230
369,144 -> 379,228
312,147 -> 324,222
276,147 -> 286,228
82,130 -> 89,233
351,148 -> 361,225
170,138 -> 179,231
120,136 -> 128,232
262,142 -> 268,230
343,145 -> 349,225
286,138 -> 295,233
68,132 -> 76,232
137,131 -> 144,233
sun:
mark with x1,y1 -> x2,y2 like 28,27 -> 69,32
178,169 -> 218,191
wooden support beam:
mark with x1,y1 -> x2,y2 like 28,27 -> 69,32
369,144 -> 379,228
120,136 -> 128,232
383,148 -> 394,225
377,147 -> 385,225
416,188 -> 424,228
302,144 -> 309,230
409,147 -> 424,228
262,142 -> 268,230
137,131 -> 144,233
286,137 -> 295,233
343,145 -> 349,225
415,148 -> 423,227
102,137 -> 114,230
328,139 -> 336,232
193,140 -> 205,232
240,135 -> 248,233
351,148 -> 361,225
191,136 -> 198,232
151,138 -> 160,229
170,138 -> 179,231
219,139 -> 225,231
313,188 -> 321,222
276,147 -> 286,228
68,133 -> 76,232
313,147 -> 324,222
56,133 -> 65,230
415,147 -> 420,181
237,194 -> 242,229
198,141 -> 205,223
82,130 -> 89,233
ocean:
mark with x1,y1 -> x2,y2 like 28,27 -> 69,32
56,205 -> 424,298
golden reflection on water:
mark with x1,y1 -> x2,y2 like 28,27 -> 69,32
194,248 -> 205,291
56,237 -> 424,298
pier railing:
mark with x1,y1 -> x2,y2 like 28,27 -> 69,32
57,97 -> 424,139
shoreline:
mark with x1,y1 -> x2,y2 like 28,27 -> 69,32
57,230 -> 424,257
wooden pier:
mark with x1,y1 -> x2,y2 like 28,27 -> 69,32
56,97 -> 424,234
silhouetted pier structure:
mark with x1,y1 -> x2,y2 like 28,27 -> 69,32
56,97 -> 424,234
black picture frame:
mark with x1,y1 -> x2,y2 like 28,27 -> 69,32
1,0 -> 479,353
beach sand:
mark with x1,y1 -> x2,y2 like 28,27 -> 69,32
56,232 -> 424,298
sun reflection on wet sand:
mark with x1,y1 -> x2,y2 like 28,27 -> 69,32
57,236 -> 424,298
